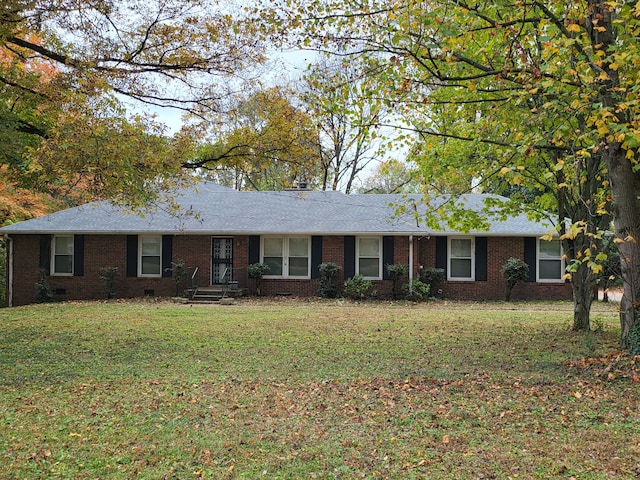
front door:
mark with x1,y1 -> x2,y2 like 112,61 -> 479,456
211,237 -> 233,284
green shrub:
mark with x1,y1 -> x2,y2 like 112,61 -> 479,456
344,275 -> 375,299
419,267 -> 445,296
386,263 -> 408,299
501,257 -> 529,301
403,279 -> 431,302
99,266 -> 119,299
248,263 -> 270,296
170,260 -> 189,296
319,262 -> 342,298
34,269 -> 53,303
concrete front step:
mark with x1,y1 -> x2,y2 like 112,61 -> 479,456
186,286 -> 247,302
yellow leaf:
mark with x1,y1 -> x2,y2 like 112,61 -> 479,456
567,23 -> 582,33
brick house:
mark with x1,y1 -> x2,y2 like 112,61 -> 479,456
0,182 -> 572,306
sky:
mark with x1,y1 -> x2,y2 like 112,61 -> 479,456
138,48 -> 315,135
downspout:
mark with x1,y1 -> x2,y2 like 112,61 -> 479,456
409,235 -> 414,293
4,235 -> 13,307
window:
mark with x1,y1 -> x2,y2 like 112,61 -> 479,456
448,237 -> 474,280
538,239 -> 563,282
357,237 -> 381,279
139,236 -> 162,277
262,236 -> 310,278
52,235 -> 73,275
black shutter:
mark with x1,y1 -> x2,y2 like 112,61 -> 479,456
524,237 -> 537,282
126,235 -> 138,277
382,236 -> 395,280
475,237 -> 487,281
344,236 -> 356,279
311,236 -> 322,279
162,235 -> 173,278
39,235 -> 51,274
248,235 -> 260,265
435,236 -> 447,275
73,235 -> 85,277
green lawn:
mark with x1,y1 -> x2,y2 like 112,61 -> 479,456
1,299 -> 638,479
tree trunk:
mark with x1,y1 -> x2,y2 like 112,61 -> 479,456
505,280 -> 516,301
587,0 -> 640,348
605,144 -> 640,348
571,260 -> 595,331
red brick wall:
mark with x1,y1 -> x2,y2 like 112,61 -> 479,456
9,235 -> 41,306
6,233 -> 571,305
416,236 -> 572,301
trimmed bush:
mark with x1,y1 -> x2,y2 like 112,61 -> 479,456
386,263 -> 408,299
344,275 -> 375,299
99,266 -> 119,299
248,263 -> 270,296
404,279 -> 431,302
419,267 -> 445,297
319,262 -> 342,298
34,269 -> 53,303
501,257 -> 529,301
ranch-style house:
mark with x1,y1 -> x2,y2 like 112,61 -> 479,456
0,182 -> 572,306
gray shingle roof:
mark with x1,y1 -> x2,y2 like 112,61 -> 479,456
0,182 -> 557,236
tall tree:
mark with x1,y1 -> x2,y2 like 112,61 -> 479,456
259,0 -> 640,347
184,86 -> 320,190
358,159 -> 418,194
300,57 -> 390,193
1,0 -> 265,203
406,86 -> 612,331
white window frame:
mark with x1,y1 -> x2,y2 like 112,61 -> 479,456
51,235 -> 74,276
138,235 -> 162,278
262,236 -> 311,279
448,237 -> 475,281
537,238 -> 564,283
356,236 -> 382,280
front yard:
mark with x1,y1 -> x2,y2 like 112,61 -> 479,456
0,299 -> 638,479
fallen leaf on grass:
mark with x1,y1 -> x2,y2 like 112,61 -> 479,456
565,352 -> 640,382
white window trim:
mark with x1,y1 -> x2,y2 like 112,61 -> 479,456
261,236 -> 311,279
138,235 -> 162,278
356,236 -> 383,280
51,235 -> 74,276
448,237 -> 475,281
537,238 -> 565,283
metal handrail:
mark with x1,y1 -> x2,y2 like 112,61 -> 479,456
189,267 -> 199,298
220,267 -> 230,284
